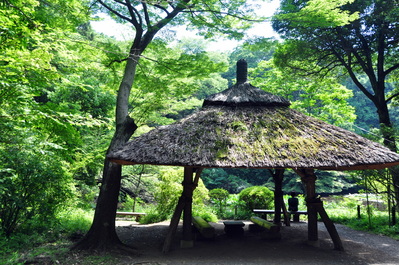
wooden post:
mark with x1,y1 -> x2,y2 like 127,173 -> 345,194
316,203 -> 344,250
162,167 -> 202,253
181,167 -> 195,248
295,169 -> 318,246
162,196 -> 186,253
281,197 -> 290,226
272,169 -> 285,225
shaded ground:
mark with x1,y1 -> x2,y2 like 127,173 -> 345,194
116,220 -> 399,265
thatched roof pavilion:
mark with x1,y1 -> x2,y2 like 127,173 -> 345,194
108,59 -> 399,252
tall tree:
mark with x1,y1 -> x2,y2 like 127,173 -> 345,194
272,0 -> 399,206
74,0 -> 266,250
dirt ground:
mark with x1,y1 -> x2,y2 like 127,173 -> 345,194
115,220 -> 399,265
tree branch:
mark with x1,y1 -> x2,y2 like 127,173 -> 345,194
97,0 -> 134,24
385,63 -> 399,76
182,8 -> 265,23
141,1 -> 151,29
386,92 -> 399,103
125,0 -> 143,29
107,58 -> 128,67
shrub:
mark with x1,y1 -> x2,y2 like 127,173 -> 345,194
193,205 -> 218,223
153,167 -> 210,221
209,188 -> 229,215
238,186 -> 274,211
0,150 -> 74,237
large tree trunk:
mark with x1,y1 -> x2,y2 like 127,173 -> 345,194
72,117 -> 137,250
374,97 -> 399,210
73,49 -> 140,251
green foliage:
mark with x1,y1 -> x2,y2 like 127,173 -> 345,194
201,168 -> 255,193
0,148 -> 74,236
209,188 -> 229,215
152,167 -> 210,222
238,186 -> 274,212
324,194 -> 399,239
251,59 -> 356,127
274,0 -> 358,30
0,208 -> 93,264
192,205 -> 218,223
131,39 -> 228,126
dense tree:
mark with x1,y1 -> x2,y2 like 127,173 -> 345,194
0,0 -> 96,236
272,0 -> 399,206
250,58 -> 356,127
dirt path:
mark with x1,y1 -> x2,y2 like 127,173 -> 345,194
116,220 -> 399,265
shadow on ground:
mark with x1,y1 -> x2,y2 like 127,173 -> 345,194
116,220 -> 399,265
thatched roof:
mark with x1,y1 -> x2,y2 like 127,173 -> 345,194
108,60 -> 399,170
108,105 -> 399,170
203,83 -> 290,107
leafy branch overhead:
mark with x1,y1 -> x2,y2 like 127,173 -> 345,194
97,0 -> 266,51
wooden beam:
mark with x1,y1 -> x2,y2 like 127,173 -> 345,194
181,167 -> 194,248
162,195 -> 186,253
316,203 -> 344,250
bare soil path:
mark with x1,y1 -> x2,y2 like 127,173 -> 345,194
116,220 -> 399,265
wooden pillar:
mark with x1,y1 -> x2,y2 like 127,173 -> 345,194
316,203 -> 344,250
181,167 -> 194,248
162,167 -> 202,253
294,169 -> 344,250
295,169 -> 319,246
272,169 -> 286,225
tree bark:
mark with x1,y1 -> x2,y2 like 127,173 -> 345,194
72,117 -> 137,251
373,91 -> 399,211
72,49 -> 140,251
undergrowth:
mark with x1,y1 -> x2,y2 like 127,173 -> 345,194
0,208 -> 93,265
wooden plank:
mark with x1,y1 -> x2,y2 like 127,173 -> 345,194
162,196 -> 186,253
116,212 -> 146,216
250,216 -> 281,239
250,216 -> 279,233
192,216 -> 215,239
253,209 -> 308,215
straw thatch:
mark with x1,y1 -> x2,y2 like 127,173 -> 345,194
108,104 -> 399,170
108,61 -> 399,171
203,82 -> 290,107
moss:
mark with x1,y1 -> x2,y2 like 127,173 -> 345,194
229,121 -> 249,132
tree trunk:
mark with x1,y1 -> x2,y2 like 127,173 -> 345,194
374,96 -> 399,210
72,117 -> 137,250
73,49 -> 140,251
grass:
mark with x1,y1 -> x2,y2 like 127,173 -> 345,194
0,208 -> 94,265
323,195 -> 399,240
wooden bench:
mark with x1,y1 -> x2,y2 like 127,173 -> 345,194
250,216 -> 281,239
253,209 -> 308,222
116,211 -> 146,221
192,216 -> 215,239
